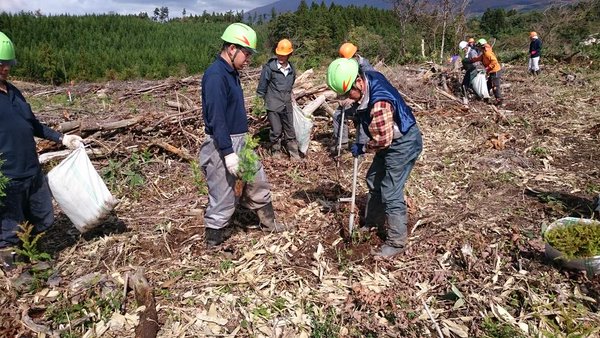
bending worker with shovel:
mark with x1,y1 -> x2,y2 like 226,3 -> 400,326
326,58 -> 422,258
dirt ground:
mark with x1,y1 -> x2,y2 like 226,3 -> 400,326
1,60 -> 599,337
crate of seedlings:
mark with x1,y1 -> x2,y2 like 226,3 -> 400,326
544,217 -> 600,275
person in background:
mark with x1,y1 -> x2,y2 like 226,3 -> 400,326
467,37 -> 476,50
326,58 -> 423,258
330,42 -> 374,155
459,41 -> 475,95
200,23 -> 288,247
256,38 -> 300,159
470,38 -> 503,106
0,31 -> 83,270
528,31 -> 542,75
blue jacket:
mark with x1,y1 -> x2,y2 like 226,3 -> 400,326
356,71 -> 417,141
529,38 -> 542,58
0,82 -> 62,178
201,55 -> 249,156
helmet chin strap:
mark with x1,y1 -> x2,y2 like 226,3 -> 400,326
228,46 -> 241,70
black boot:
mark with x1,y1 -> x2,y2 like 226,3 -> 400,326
372,214 -> 407,258
256,202 -> 289,232
0,247 -> 17,271
360,193 -> 386,234
205,227 -> 232,247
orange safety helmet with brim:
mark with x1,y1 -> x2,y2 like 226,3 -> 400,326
275,39 -> 293,56
338,42 -> 358,59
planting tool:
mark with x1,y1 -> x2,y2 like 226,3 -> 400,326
335,106 -> 345,167
348,155 -> 359,234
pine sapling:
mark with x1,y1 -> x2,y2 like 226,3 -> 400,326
0,155 -> 9,201
235,135 -> 260,197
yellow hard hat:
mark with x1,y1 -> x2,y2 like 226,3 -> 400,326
275,39 -> 293,56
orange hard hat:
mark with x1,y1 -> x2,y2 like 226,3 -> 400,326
338,42 -> 358,58
275,39 -> 293,56
530,31 -> 537,38
468,38 -> 475,43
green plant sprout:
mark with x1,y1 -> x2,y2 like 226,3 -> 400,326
0,155 -> 9,201
238,135 -> 260,183
251,96 -> 266,117
190,160 -> 207,195
15,222 -> 51,263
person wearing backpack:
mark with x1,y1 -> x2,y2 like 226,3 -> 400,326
0,31 -> 83,270
256,39 -> 300,159
200,23 -> 289,247
327,58 -> 423,258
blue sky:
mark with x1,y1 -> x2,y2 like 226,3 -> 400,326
0,0 -> 276,17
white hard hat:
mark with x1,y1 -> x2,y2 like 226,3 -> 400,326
459,41 -> 468,50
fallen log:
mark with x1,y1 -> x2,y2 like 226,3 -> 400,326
59,116 -> 144,133
152,141 -> 195,162
129,268 -> 159,338
39,147 -> 105,164
302,95 -> 327,116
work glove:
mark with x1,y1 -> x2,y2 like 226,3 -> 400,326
350,143 -> 365,158
531,50 -> 537,56
224,153 -> 239,176
62,134 -> 83,149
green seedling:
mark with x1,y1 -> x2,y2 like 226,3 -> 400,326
234,135 -> 260,196
251,96 -> 266,117
190,160 -> 207,195
15,222 -> 51,263
0,156 -> 9,201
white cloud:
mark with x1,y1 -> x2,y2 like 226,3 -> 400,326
0,0 -> 275,17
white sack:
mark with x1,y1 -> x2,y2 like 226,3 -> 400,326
472,71 -> 491,99
292,102 -> 314,155
48,147 -> 118,233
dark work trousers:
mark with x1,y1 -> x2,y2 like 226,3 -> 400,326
487,70 -> 502,100
267,107 -> 297,150
0,169 -> 54,248
364,125 -> 423,247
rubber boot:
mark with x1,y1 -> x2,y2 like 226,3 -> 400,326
359,193 -> 386,235
0,247 -> 17,271
286,140 -> 301,160
256,202 -> 289,232
373,214 -> 407,258
205,227 -> 232,247
271,142 -> 283,159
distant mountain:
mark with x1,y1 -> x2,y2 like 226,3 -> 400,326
247,0 -> 561,19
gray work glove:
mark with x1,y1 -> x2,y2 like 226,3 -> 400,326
62,134 -> 83,149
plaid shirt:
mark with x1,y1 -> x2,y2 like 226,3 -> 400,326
367,101 -> 395,151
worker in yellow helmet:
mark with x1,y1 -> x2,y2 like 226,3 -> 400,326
331,42 -> 375,155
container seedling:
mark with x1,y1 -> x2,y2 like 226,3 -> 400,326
235,135 -> 260,197
544,217 -> 600,274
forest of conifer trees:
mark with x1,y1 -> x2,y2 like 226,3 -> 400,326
0,0 -> 598,83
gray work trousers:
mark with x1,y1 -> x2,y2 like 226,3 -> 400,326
199,133 -> 272,230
